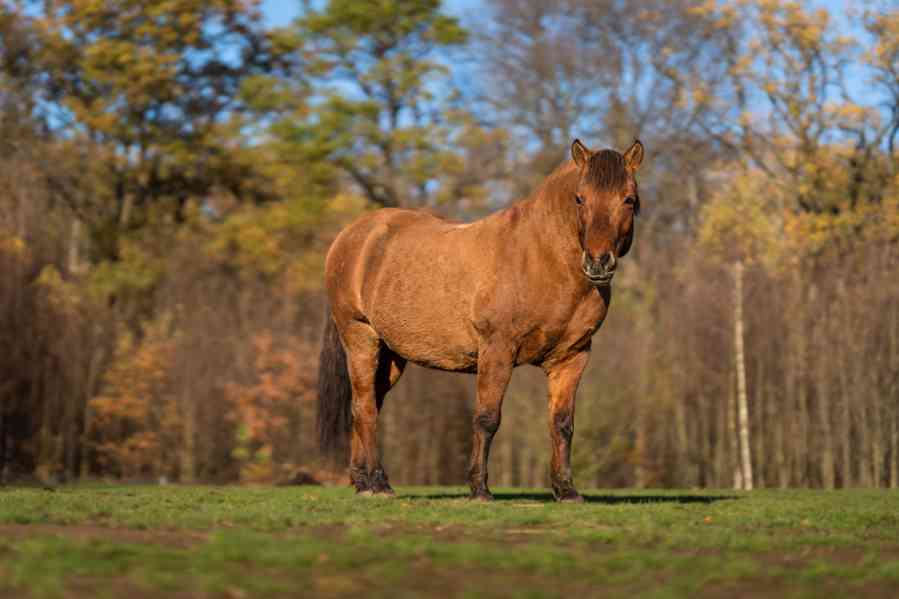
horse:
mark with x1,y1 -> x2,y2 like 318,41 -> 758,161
317,138 -> 644,501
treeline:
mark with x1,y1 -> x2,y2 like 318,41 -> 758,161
0,0 -> 897,489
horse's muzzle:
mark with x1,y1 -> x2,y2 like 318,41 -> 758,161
582,251 -> 616,287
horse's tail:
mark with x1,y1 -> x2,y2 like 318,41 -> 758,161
317,305 -> 352,459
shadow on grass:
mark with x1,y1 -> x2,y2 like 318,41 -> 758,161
410,491 -> 739,505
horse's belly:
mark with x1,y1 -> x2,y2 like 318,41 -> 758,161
373,316 -> 478,372
366,265 -> 479,373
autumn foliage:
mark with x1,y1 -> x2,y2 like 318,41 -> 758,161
226,332 -> 316,483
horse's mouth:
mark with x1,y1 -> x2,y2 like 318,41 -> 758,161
583,270 -> 614,287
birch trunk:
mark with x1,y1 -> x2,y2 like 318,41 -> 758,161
729,369 -> 743,490
734,260 -> 753,489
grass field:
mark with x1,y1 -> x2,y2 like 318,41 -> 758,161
1,486 -> 898,598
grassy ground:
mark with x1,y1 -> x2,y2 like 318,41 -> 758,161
1,486 -> 898,598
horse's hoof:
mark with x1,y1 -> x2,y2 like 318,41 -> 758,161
469,491 -> 494,502
369,469 -> 393,497
558,493 -> 584,504
552,483 -> 584,503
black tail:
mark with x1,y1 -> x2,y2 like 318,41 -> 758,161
317,307 -> 352,459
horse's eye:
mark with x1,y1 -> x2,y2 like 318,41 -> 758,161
624,195 -> 637,206
575,194 -> 584,206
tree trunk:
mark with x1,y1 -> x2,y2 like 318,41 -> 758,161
0,406 -> 6,484
674,392 -> 691,486
120,192 -> 134,227
181,393 -> 196,483
68,218 -> 82,274
734,260 -> 753,489
80,339 -> 108,478
774,387 -> 789,488
891,405 -> 898,489
890,273 -> 899,489
753,356 -> 765,488
729,369 -> 743,490
818,376 -> 835,489
17,187 -> 27,239
859,394 -> 872,487
836,278 -> 857,488
634,400 -> 649,488
891,286 -> 899,489
812,283 -> 835,489
794,269 -> 808,487
839,362 -> 853,487
872,396 -> 883,488
714,393 -> 726,488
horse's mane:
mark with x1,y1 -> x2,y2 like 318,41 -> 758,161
532,149 -> 629,202
585,150 -> 629,192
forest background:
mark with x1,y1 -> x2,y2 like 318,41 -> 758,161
1,0 -> 897,490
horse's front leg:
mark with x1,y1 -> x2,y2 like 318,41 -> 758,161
468,343 -> 513,501
544,350 -> 590,502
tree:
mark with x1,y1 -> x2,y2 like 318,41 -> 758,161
288,0 -> 468,207
11,0 -> 286,258
862,5 -> 899,163
699,168 -> 784,489
473,0 -> 733,221
695,1 -> 896,216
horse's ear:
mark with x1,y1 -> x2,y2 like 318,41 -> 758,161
571,139 -> 591,168
623,139 -> 644,172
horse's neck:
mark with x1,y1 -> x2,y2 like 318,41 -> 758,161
516,166 -> 583,262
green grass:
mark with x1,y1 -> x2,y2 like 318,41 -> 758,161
1,486 -> 898,598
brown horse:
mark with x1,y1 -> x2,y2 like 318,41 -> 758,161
317,138 -> 644,501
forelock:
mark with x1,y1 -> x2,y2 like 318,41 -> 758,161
585,149 -> 628,192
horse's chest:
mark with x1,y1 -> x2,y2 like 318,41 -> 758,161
516,292 -> 608,365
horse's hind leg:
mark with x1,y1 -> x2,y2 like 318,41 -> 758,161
367,346 -> 405,494
375,346 -> 406,413
343,321 -> 402,496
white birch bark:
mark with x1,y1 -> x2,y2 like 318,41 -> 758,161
734,260 -> 753,490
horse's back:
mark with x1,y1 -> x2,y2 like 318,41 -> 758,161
325,208 -> 484,371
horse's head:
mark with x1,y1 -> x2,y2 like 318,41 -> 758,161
570,138 -> 644,287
